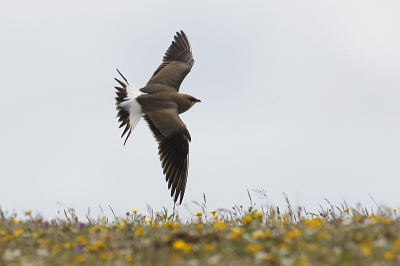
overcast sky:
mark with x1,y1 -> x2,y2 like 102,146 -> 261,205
1,1 -> 400,220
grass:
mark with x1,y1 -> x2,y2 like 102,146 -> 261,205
1,190 -> 400,265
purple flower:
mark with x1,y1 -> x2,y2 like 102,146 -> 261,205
43,222 -> 49,229
76,244 -> 84,253
79,222 -> 85,230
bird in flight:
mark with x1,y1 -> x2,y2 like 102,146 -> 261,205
114,31 -> 200,204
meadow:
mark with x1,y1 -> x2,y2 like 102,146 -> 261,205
1,191 -> 400,266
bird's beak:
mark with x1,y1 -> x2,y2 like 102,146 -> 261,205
196,99 -> 201,103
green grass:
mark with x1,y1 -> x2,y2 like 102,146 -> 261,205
1,191 -> 400,265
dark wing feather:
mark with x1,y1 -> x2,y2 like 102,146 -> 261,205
143,114 -> 190,204
141,31 -> 194,93
114,69 -> 133,145
150,30 -> 194,80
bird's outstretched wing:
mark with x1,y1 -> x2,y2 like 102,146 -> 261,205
143,110 -> 191,204
141,30 -> 194,93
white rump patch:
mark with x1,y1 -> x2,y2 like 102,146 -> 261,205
119,81 -> 143,132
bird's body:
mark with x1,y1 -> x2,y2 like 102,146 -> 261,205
114,31 -> 200,204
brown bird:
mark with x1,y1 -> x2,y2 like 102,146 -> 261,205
114,31 -> 200,204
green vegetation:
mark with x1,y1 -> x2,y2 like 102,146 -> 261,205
1,191 -> 400,265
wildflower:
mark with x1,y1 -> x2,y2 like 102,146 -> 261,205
135,226 -> 145,236
118,223 -> 126,230
77,236 -> 88,245
194,212 -> 203,217
253,212 -> 264,220
245,244 -> 263,253
242,215 -> 253,225
286,229 -> 302,239
393,208 -> 397,213
359,245 -> 372,256
132,209 -> 138,214
124,253 -> 133,262
204,244 -> 215,252
343,208 -> 349,213
3,234 -> 13,242
231,228 -> 243,240
24,210 -> 32,216
210,210 -> 217,215
383,251 -> 396,260
13,229 -> 23,237
214,220 -> 228,231
100,252 -> 109,260
173,240 -> 194,253
13,219 -> 19,224
52,244 -> 62,253
76,244 -> 84,253
253,230 -> 271,240
89,241 -> 107,251
90,226 -> 101,233
79,222 -> 85,230
163,222 -> 179,230
63,242 -> 72,248
146,218 -> 154,223
75,254 -> 85,263
305,218 -> 326,229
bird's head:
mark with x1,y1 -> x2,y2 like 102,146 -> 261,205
178,94 -> 201,114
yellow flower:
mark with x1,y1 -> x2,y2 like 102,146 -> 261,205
242,215 -> 253,225
77,236 -> 88,245
24,210 -> 32,216
132,209 -> 138,214
383,251 -> 396,260
52,244 -> 62,253
204,244 -> 215,252
135,226 -> 145,236
0,230 -> 6,236
210,210 -> 217,215
13,229 -> 23,237
305,218 -> 326,229
90,226 -> 101,233
75,255 -> 85,263
286,229 -> 302,239
162,222 -> 179,230
3,234 -> 13,242
393,208 -> 398,213
173,240 -> 194,253
124,254 -> 133,262
13,219 -> 19,224
214,220 -> 228,231
64,242 -> 72,248
118,223 -> 126,230
100,252 -> 109,260
231,228 -> 243,240
89,241 -> 107,251
359,245 -> 372,256
343,208 -> 350,213
146,218 -> 154,223
194,212 -> 203,217
245,244 -> 263,253
253,212 -> 264,220
252,230 -> 271,240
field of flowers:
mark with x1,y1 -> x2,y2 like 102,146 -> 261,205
1,193 -> 400,265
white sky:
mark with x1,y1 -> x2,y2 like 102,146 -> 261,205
1,1 -> 400,220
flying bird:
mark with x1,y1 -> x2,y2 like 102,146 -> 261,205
114,31 -> 200,204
